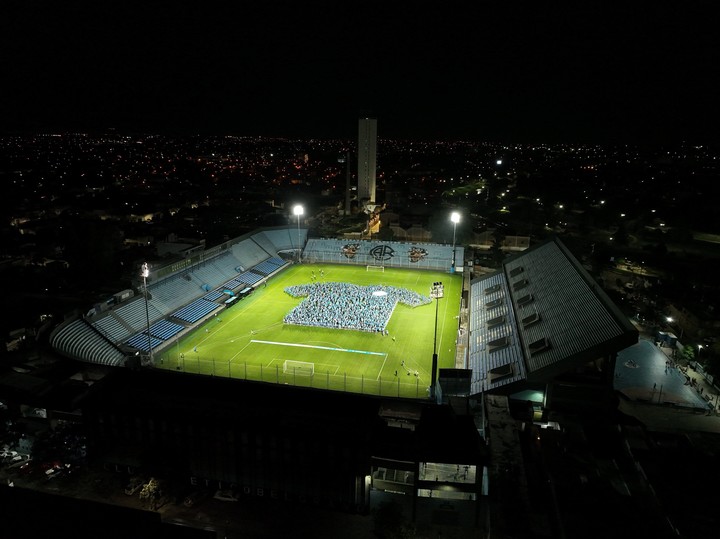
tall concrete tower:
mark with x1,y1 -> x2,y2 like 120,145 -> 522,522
357,117 -> 377,203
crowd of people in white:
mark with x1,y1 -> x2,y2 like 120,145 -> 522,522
283,282 -> 430,332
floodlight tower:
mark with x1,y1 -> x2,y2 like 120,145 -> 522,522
451,211 -> 461,271
141,262 -> 153,365
430,281 -> 444,401
293,204 -> 304,263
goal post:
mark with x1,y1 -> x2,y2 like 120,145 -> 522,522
366,265 -> 385,272
283,360 -> 315,376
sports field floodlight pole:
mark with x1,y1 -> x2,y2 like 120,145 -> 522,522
293,204 -> 304,263
451,211 -> 461,270
430,281 -> 444,401
141,262 -> 153,366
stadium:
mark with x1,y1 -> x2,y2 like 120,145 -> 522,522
42,226 -> 640,533
49,227 -> 465,400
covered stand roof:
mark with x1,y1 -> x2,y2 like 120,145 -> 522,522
468,237 -> 637,395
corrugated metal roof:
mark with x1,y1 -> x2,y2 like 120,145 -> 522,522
468,272 -> 526,394
506,240 -> 626,373
467,237 -> 637,395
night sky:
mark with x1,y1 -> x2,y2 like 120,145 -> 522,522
2,1 -> 719,143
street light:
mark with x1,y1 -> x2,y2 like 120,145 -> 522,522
141,262 -> 153,365
293,204 -> 303,263
666,316 -> 684,340
429,281 -> 444,401
450,212 -> 461,270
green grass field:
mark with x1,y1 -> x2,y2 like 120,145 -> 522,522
156,263 -> 463,398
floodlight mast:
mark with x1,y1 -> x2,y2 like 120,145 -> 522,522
430,282 -> 444,401
141,262 -> 153,365
451,211 -> 461,271
293,205 -> 304,263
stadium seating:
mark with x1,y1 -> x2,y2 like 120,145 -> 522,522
220,279 -> 244,291
148,276 -> 203,314
251,260 -> 283,276
148,319 -> 185,340
211,250 -> 246,276
115,298 -> 165,332
93,313 -> 133,343
235,271 -> 264,286
259,228 -> 299,251
202,288 -> 226,301
189,263 -> 232,289
50,318 -> 126,367
51,227 -> 299,367
171,298 -> 222,324
126,332 -> 164,352
266,256 -> 287,267
249,232 -> 279,258
302,238 -> 462,270
122,317 -> 186,353
230,238 -> 271,269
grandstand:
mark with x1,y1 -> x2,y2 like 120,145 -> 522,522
465,236 -> 637,402
48,223 -> 472,401
50,318 -> 127,367
302,238 -> 463,271
50,226 -> 301,367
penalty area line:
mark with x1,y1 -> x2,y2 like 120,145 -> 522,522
377,353 -> 388,381
251,339 -> 385,356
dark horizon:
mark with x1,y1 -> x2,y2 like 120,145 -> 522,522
3,2 -> 719,145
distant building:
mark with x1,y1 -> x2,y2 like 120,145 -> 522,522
357,117 -> 377,203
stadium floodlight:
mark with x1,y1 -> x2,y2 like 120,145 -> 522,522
429,281 -> 444,401
141,262 -> 153,365
293,204 -> 304,263
451,212 -> 461,269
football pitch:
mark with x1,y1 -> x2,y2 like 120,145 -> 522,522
156,263 -> 463,398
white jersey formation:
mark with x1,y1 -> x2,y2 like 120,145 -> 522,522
283,282 -> 431,332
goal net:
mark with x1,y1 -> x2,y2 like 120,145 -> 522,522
283,360 -> 315,376
366,265 -> 385,272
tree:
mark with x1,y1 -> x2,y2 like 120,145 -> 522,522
139,477 -> 162,510
681,345 -> 696,363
